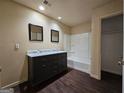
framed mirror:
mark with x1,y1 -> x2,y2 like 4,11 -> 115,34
51,29 -> 59,42
29,24 -> 43,41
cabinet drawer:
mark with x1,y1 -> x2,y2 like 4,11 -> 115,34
33,56 -> 47,62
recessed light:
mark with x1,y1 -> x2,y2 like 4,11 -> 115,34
39,5 -> 45,10
58,17 -> 62,20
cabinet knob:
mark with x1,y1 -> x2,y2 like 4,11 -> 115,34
42,65 -> 46,67
54,70 -> 57,73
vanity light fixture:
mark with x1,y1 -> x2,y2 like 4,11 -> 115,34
39,5 -> 45,10
58,17 -> 62,20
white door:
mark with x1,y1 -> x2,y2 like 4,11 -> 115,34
122,36 -> 124,93
122,11 -> 124,93
122,18 -> 124,93
122,12 -> 124,93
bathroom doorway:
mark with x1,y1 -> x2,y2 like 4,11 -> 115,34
101,14 -> 123,92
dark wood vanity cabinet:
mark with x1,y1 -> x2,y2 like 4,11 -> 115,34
28,53 -> 67,86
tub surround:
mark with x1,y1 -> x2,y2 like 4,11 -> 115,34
68,25 -> 91,74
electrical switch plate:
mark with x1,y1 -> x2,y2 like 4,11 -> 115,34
15,43 -> 20,49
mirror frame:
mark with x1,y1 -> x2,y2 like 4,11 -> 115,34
51,29 -> 59,43
28,23 -> 43,41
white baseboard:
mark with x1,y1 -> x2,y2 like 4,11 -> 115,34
90,73 -> 100,80
102,69 -> 122,75
1,80 -> 25,89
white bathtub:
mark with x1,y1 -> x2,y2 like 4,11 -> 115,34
67,57 -> 90,74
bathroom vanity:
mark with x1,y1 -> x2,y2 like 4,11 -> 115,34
27,50 -> 67,86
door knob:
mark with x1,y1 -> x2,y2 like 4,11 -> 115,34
118,60 -> 123,65
118,59 -> 124,66
117,57 -> 123,65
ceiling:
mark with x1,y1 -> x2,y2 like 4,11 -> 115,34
13,0 -> 112,27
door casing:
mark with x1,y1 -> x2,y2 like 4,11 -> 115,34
90,11 -> 123,80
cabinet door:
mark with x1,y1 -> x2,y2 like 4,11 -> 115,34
48,54 -> 60,76
32,57 -> 51,85
59,53 -> 67,72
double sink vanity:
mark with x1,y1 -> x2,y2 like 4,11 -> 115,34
27,49 -> 67,86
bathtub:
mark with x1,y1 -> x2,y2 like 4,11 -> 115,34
67,57 -> 90,74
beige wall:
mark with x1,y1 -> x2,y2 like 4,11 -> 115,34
0,0 -> 70,87
91,0 -> 123,79
71,21 -> 91,34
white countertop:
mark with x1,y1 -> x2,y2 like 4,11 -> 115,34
27,50 -> 67,57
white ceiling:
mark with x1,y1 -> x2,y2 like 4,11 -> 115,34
13,0 -> 112,27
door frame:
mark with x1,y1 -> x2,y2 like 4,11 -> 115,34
90,11 -> 123,80
100,12 -> 123,75
100,11 -> 123,79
